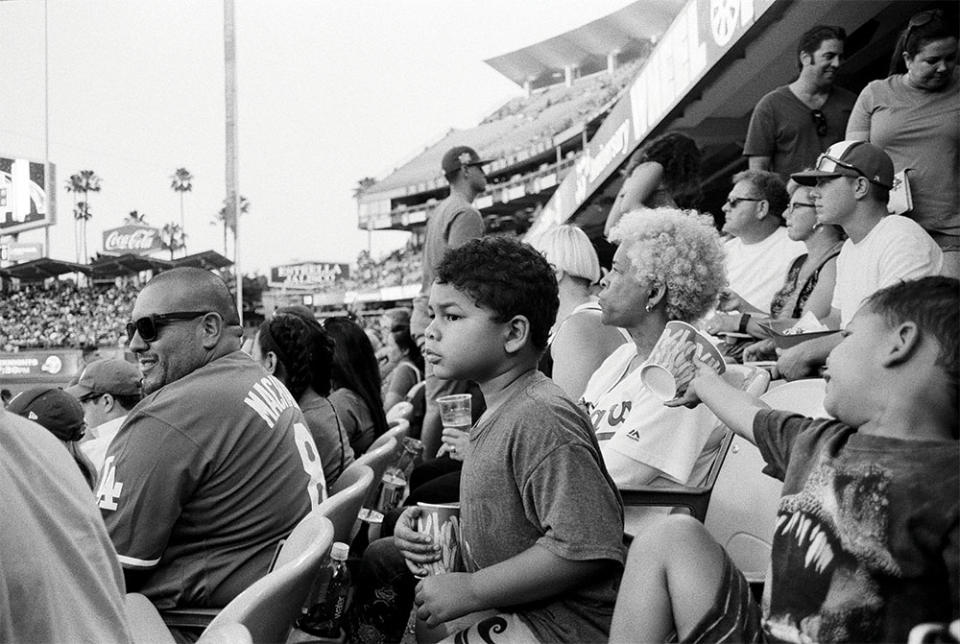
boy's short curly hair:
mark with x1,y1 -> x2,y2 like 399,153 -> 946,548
864,276 -> 959,413
435,236 -> 559,351
609,208 -> 727,323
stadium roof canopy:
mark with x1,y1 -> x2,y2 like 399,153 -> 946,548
173,250 -> 233,271
484,0 -> 685,89
0,258 -> 89,282
89,253 -> 173,279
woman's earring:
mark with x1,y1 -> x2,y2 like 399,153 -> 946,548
644,303 -> 653,312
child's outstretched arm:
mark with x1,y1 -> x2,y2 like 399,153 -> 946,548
665,361 -> 768,445
414,544 -> 613,627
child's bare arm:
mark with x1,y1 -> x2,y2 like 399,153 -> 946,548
665,361 -> 768,445
415,544 -> 613,626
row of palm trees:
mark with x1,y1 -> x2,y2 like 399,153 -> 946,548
65,167 -> 248,263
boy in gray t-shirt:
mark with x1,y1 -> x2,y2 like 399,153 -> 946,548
395,236 -> 626,643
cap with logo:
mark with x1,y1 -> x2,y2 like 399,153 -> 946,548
6,386 -> 86,441
791,140 -> 894,189
441,146 -> 492,175
65,358 -> 142,399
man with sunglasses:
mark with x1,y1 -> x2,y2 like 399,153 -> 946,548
97,268 -> 324,630
65,357 -> 142,474
775,141 -> 942,379
744,25 -> 856,180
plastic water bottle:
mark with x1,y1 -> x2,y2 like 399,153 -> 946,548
296,541 -> 352,638
375,438 -> 423,514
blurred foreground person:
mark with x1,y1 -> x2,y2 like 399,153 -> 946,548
99,267 -> 322,636
7,385 -> 98,488
1,407 -> 132,643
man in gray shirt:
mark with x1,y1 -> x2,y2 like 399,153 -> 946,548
411,145 -> 490,457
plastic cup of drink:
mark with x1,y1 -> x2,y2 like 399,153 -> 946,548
437,393 -> 471,430
416,502 -> 462,575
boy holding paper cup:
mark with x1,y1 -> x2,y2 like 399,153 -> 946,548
610,276 -> 959,643
356,237 -> 626,643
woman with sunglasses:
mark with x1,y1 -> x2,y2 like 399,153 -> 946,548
323,316 -> 389,456
604,132 -> 702,236
251,313 -> 354,487
847,8 -> 959,278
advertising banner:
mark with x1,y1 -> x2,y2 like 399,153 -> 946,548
102,224 -> 162,256
529,0 -> 775,236
0,156 -> 55,236
270,261 -> 350,287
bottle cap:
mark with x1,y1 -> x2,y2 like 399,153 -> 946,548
331,542 -> 350,561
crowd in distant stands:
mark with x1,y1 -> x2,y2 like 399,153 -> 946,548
0,281 -> 138,351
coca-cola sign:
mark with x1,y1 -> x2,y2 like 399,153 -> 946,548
102,225 -> 161,255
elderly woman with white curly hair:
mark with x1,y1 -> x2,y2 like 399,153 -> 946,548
581,207 -> 729,494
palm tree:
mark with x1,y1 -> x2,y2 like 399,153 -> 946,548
170,168 -> 193,252
65,173 -> 84,263
214,195 -> 248,257
67,170 -> 101,263
160,222 -> 187,260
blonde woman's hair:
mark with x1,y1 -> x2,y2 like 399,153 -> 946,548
531,224 -> 601,284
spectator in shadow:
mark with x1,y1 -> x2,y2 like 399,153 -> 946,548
324,316 -> 389,456
7,386 -> 97,489
604,132 -> 702,236
66,358 -> 142,474
744,25 -> 855,179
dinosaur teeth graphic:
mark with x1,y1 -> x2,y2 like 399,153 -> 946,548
777,511 -> 837,576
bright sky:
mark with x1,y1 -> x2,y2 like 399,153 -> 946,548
0,0 -> 636,275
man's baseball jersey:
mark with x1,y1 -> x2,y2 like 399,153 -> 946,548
98,351 -> 325,609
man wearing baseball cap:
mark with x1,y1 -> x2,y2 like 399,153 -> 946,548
411,145 -> 490,457
66,357 -> 142,473
776,140 -> 942,379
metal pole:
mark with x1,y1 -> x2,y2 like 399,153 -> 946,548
224,0 -> 242,323
44,0 -> 51,260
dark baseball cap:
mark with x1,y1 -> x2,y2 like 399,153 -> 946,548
65,358 -> 142,399
791,140 -> 894,189
7,386 -> 86,441
441,146 -> 492,175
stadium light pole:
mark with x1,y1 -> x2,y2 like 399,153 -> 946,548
224,0 -> 242,323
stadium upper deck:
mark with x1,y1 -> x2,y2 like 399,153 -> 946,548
355,0 -> 684,236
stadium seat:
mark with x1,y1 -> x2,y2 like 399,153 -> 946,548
619,365 -> 771,535
701,378 -> 828,584
370,418 -> 410,455
297,464 -> 374,548
197,623 -> 252,644
385,400 -> 413,425
137,516 -> 335,644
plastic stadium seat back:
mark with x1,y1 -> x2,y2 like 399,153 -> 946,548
351,436 -> 398,510
205,516 -> 335,644
385,401 -> 414,426
279,464 -> 373,555
703,378 -> 828,583
619,365 -> 771,534
370,418 -> 410,456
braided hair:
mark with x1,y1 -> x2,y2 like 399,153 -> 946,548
256,313 -> 334,399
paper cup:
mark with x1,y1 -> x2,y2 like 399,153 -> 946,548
416,502 -> 462,575
641,321 -> 726,401
436,394 -> 471,430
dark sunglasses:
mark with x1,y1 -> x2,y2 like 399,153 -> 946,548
725,196 -> 763,208
78,392 -> 104,403
810,109 -> 828,137
125,311 -> 211,342
905,9 -> 943,40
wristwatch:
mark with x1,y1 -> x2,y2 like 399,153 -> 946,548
738,313 -> 751,334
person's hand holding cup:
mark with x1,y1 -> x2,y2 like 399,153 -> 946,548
436,394 -> 471,460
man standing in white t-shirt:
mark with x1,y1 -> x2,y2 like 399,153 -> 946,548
66,357 -> 142,474
777,140 -> 942,379
716,170 -> 805,331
